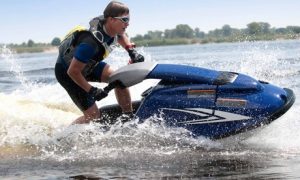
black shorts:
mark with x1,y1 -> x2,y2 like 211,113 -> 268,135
55,61 -> 107,111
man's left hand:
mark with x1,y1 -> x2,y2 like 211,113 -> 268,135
128,49 -> 144,64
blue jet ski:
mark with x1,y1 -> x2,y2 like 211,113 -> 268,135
99,62 -> 295,139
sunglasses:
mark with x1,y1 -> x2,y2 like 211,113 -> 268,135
113,16 -> 130,23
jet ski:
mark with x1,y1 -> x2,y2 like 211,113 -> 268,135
98,62 -> 295,139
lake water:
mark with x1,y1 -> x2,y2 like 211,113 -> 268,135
0,40 -> 299,179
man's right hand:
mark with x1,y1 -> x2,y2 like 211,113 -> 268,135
88,86 -> 108,101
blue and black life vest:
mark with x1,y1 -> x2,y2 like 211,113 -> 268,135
58,16 -> 118,76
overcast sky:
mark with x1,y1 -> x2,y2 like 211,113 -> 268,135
1,0 -> 300,44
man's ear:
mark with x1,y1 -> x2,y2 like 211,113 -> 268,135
107,17 -> 114,22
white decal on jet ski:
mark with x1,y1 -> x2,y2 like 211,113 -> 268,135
160,108 -> 251,125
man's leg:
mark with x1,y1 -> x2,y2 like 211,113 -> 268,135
114,87 -> 132,113
55,63 -> 100,125
101,65 -> 133,113
71,103 -> 100,124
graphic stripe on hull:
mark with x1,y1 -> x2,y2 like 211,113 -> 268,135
160,108 -> 251,125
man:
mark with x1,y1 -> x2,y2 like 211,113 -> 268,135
55,1 -> 144,124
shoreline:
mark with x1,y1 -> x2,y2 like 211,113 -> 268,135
43,47 -> 59,53
7,38 -> 300,54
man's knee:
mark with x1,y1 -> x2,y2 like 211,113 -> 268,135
101,65 -> 114,83
83,104 -> 100,120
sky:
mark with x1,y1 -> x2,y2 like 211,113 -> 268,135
1,0 -> 300,44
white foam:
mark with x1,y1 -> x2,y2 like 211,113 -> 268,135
0,90 -> 78,144
244,105 -> 300,152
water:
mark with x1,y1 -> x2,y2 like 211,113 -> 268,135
0,40 -> 299,179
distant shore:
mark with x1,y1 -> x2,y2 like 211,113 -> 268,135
42,47 -> 59,53
133,34 -> 300,47
6,36 -> 300,54
9,46 -> 58,54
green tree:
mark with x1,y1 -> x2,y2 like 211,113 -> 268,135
143,34 -> 152,40
51,37 -> 61,46
164,29 -> 175,38
174,24 -> 194,38
208,29 -> 223,37
247,22 -> 270,35
222,25 -> 232,36
195,28 -> 205,38
132,34 -> 143,41
27,39 -> 35,47
287,26 -> 300,34
247,22 -> 261,35
260,22 -> 271,34
275,28 -> 288,34
147,30 -> 163,39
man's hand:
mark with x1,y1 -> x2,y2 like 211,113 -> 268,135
127,49 -> 144,64
88,86 -> 108,101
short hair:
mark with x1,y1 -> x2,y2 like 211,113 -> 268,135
103,1 -> 129,18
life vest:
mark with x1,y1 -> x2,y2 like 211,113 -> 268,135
59,17 -> 117,76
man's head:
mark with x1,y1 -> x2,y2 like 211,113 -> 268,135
104,1 -> 129,18
103,1 -> 130,36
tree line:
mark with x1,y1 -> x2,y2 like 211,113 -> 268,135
131,22 -> 300,46
3,38 -> 61,53
7,38 -> 61,48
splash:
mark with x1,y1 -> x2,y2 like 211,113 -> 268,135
38,115 -> 222,162
237,41 -> 299,83
0,90 -> 78,147
0,46 -> 34,91
105,46 -> 153,69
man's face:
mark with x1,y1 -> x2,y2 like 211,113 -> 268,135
111,13 -> 129,35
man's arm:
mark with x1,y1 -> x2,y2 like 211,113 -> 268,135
118,34 -> 144,64
67,57 -> 107,101
117,33 -> 132,49
67,58 -> 92,92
